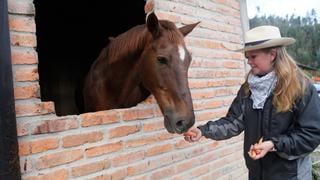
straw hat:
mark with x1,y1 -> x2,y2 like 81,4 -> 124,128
237,25 -> 295,52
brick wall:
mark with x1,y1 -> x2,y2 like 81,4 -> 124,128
8,0 -> 247,179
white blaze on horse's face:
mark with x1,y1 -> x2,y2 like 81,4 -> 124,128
178,45 -> 186,62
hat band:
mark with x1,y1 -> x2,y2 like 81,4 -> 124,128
245,39 -> 270,47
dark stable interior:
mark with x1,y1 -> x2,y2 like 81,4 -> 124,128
34,0 -> 146,115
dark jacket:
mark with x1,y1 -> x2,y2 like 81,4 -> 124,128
198,83 -> 320,180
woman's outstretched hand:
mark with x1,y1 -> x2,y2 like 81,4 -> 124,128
183,127 -> 202,142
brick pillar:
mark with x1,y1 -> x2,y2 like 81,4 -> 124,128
0,0 -> 21,179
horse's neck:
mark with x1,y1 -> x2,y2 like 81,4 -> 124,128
96,53 -> 148,107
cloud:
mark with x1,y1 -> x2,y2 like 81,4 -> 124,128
247,0 -> 320,19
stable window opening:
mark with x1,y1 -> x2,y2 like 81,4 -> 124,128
34,0 -> 146,115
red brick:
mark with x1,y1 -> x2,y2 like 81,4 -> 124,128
36,149 -> 83,169
10,32 -> 37,47
172,152 -> 186,163
121,106 -> 155,120
109,169 -> 127,180
171,174 -> 190,180
30,137 -> 59,154
195,111 -> 217,122
193,99 -> 224,110
20,157 -> 32,174
189,69 -> 234,79
63,131 -> 103,148
224,79 -> 243,86
175,139 -> 193,149
121,109 -> 138,121
156,1 -> 196,18
176,158 -> 199,173
189,80 -> 209,89
231,52 -> 244,60
189,47 -> 236,60
20,137 -> 57,156
90,174 -> 111,180
108,125 -> 140,138
126,136 -> 158,148
148,155 -> 173,170
155,11 -> 182,23
127,162 -> 148,176
13,65 -> 38,82
9,15 -> 35,32
85,141 -> 123,158
18,141 -> 30,156
142,120 -> 164,132
153,107 -> 163,117
11,47 -> 37,64
111,150 -> 145,167
15,101 -> 55,117
71,160 -> 110,177
127,175 -> 148,180
216,5 -> 240,17
223,61 -> 242,69
200,151 -> 219,164
146,143 -> 173,156
17,121 -> 29,136
190,58 -> 203,68
23,169 -> 67,180
190,58 -> 221,69
80,110 -> 120,127
91,169 -> 127,180
151,166 -> 175,179
185,146 -> 206,158
191,90 -> 216,100
14,83 -> 39,99
144,0 -> 154,13
8,0 -> 35,14
205,79 -> 225,88
31,117 -> 78,134
157,132 -> 176,141
186,38 -> 223,49
126,132 -> 174,148
214,88 -> 234,97
136,107 -> 154,119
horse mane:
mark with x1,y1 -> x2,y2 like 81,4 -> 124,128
101,25 -> 148,64
101,20 -> 184,65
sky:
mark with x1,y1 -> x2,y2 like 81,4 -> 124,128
246,0 -> 320,19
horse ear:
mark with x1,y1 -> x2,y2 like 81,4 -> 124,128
146,12 -> 160,38
179,22 -> 200,37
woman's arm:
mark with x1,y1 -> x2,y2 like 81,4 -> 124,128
197,86 -> 246,140
270,84 -> 320,160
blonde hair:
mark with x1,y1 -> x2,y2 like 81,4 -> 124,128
244,47 -> 310,112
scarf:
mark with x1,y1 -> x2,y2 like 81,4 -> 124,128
248,71 -> 277,109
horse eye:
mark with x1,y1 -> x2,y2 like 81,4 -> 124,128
157,56 -> 168,65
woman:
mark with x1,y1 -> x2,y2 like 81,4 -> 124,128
184,25 -> 320,180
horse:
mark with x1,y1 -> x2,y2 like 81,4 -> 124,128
79,12 -> 199,134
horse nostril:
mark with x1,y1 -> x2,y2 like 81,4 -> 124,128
176,120 -> 185,128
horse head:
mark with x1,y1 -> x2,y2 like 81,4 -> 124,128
140,12 -> 199,134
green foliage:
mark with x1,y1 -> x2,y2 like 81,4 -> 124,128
313,163 -> 320,180
249,9 -> 320,69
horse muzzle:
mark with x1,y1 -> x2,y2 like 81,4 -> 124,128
164,113 -> 195,134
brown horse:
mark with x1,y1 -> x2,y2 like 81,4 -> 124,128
81,12 -> 198,134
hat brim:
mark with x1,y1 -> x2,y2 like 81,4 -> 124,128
235,37 -> 296,52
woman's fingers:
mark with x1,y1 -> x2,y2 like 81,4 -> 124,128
183,127 -> 202,142
249,140 -> 275,160
248,138 -> 265,160
184,135 -> 191,142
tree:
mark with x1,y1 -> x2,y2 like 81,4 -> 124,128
249,9 -> 320,69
